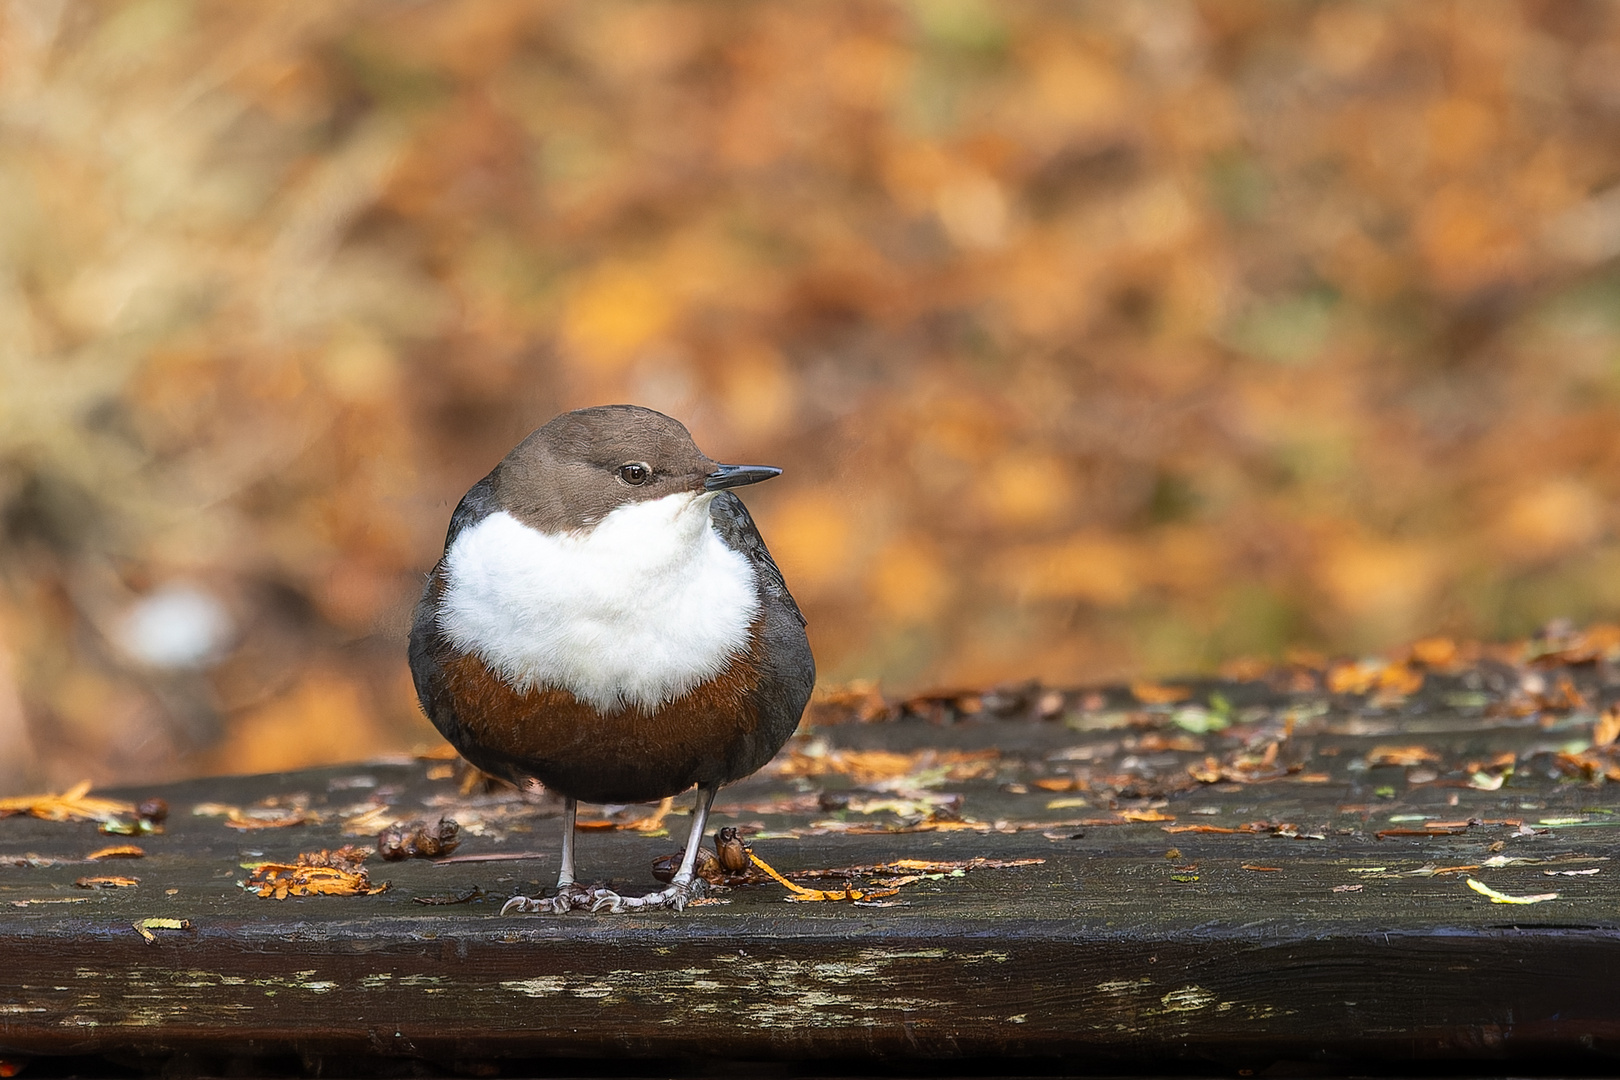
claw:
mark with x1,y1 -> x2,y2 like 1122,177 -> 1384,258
500,893 -> 561,914
502,883 -> 587,915
581,879 -> 704,913
501,880 -> 705,915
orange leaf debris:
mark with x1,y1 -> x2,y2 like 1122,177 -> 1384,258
86,845 -> 145,860
0,781 -> 136,823
1365,745 -> 1442,767
1595,706 -> 1620,749
243,846 -> 388,899
745,849 -> 891,903
1130,682 -> 1192,705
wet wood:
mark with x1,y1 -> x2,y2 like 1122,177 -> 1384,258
2,653 -> 1619,1075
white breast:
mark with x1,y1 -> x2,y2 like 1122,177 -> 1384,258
435,491 -> 760,713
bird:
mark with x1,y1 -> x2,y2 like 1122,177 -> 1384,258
408,405 -> 814,913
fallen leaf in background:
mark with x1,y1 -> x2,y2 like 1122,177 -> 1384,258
0,782 -> 135,823
193,800 -> 322,830
1130,683 -> 1191,705
1365,746 -> 1442,767
773,742 -> 999,786
1595,706 -> 1620,748
10,5 -> 1620,790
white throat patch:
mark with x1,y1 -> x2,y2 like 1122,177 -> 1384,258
436,491 -> 760,712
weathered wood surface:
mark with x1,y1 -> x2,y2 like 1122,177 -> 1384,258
3,648 -> 1620,1076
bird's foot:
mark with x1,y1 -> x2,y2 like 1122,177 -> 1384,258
583,878 -> 706,913
500,883 -> 588,915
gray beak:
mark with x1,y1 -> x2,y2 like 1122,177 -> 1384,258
704,463 -> 782,491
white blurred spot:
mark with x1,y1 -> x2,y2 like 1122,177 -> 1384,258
117,584 -> 233,670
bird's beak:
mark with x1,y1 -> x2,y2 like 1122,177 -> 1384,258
704,463 -> 782,491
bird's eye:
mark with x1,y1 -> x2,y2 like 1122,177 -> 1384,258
618,462 -> 651,485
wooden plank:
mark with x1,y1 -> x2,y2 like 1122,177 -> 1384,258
2,654 -> 1619,1074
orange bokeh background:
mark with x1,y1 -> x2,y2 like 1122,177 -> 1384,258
5,1 -> 1620,790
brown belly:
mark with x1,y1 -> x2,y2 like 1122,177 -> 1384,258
437,642 -> 767,804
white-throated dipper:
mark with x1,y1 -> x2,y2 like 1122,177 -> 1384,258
408,405 -> 814,913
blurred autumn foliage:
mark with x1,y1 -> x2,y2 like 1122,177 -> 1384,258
6,0 -> 1620,790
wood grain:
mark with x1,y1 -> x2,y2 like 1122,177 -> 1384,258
2,662 -> 1618,1075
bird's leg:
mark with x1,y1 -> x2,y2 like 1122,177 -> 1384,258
586,784 -> 718,913
557,796 -> 578,888
501,796 -> 587,914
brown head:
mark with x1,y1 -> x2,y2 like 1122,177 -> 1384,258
493,405 -> 780,532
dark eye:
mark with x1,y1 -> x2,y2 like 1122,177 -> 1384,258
618,462 -> 651,485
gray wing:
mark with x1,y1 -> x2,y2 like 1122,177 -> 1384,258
708,491 -> 806,628
708,491 -> 814,779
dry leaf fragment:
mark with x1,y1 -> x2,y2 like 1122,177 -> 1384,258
1365,745 -> 1442,767
807,680 -> 891,724
747,850 -> 894,902
133,917 -> 191,944
74,875 -> 138,888
788,857 -> 1044,879
1377,663 -> 1424,698
1130,681 -> 1191,704
340,802 -> 402,835
1376,825 -> 1470,838
1551,752 -> 1611,782
1326,662 -> 1378,695
0,781 -> 136,823
86,844 -> 144,859
1466,878 -> 1558,904
1219,656 -> 1272,681
624,796 -> 676,833
774,742 -> 998,784
1408,636 -> 1458,668
1135,733 -> 1206,752
1326,659 -> 1424,700
413,887 -> 485,905
224,808 -> 319,830
1595,706 -> 1620,748
197,799 -> 321,830
244,846 -> 387,899
377,817 -> 461,860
